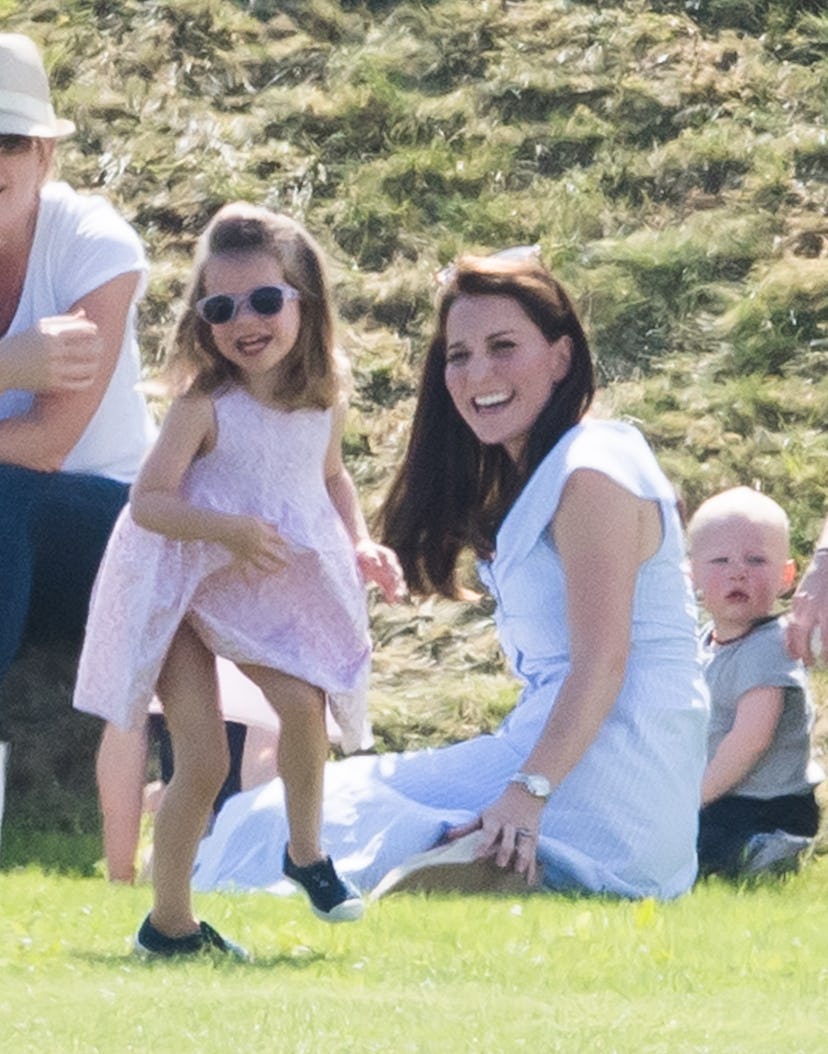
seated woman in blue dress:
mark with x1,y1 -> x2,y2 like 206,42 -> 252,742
192,250 -> 709,901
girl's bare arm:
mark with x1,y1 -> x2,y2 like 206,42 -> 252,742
131,393 -> 285,572
324,397 -> 404,602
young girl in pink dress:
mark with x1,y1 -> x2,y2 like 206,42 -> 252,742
74,202 -> 403,958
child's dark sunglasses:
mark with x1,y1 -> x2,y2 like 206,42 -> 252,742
195,283 -> 300,325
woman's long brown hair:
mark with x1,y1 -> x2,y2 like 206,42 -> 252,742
380,256 -> 595,597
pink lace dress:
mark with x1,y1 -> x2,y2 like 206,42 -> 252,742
73,386 -> 372,753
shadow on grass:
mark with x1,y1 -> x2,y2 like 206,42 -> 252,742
74,949 -> 332,970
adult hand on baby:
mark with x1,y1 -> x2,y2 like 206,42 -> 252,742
10,310 -> 103,393
445,785 -> 543,885
779,548 -> 825,661
354,539 -> 407,603
786,555 -> 828,666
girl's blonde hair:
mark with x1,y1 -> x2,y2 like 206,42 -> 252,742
166,202 -> 340,409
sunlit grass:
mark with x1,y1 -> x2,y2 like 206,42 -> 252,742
9,0 -> 823,522
3,17 -> 828,1043
2,861 -> 828,1052
719,257 -> 828,374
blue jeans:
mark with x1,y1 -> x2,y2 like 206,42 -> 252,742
0,462 -> 128,682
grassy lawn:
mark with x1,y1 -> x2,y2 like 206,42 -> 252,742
1,3 -> 827,1049
1,852 -> 827,1053
2,624 -> 827,1053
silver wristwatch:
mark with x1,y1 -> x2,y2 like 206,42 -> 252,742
508,772 -> 552,801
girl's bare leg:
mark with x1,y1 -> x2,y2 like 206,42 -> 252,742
236,664 -> 326,867
96,721 -> 148,883
151,621 -> 227,936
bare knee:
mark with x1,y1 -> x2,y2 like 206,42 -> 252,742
263,678 -> 324,726
279,691 -> 324,726
169,734 -> 230,801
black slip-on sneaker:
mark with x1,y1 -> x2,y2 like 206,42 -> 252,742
133,914 -> 250,961
282,846 -> 364,922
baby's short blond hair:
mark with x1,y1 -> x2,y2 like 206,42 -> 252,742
687,486 -> 789,553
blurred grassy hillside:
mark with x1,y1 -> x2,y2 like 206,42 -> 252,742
3,0 -> 828,749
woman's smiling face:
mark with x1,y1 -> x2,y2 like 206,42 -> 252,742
443,293 -> 571,462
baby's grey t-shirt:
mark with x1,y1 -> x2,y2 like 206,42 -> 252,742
701,616 -> 824,799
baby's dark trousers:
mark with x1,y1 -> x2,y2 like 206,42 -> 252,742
697,791 -> 820,877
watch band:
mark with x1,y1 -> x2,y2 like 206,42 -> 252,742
508,771 -> 552,800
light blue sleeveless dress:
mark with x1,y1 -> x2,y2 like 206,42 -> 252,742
194,420 -> 709,899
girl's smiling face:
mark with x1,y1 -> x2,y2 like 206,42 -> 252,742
443,293 -> 571,463
690,515 -> 795,640
202,251 -> 301,396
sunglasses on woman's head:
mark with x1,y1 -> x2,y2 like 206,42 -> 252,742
436,244 -> 542,286
195,283 -> 300,325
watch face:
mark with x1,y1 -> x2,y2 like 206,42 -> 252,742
512,773 -> 551,798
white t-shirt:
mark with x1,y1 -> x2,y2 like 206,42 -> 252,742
0,181 -> 156,482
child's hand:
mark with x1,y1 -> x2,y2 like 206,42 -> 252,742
355,540 -> 406,603
226,515 -> 288,573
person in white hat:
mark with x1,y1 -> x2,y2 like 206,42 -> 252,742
0,31 -> 155,661
0,32 -> 157,872
0,34 -> 279,885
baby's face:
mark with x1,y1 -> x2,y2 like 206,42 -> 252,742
690,516 -> 792,638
